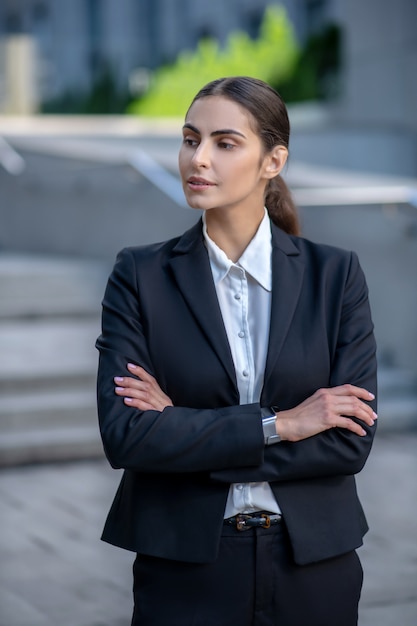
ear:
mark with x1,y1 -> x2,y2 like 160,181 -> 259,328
263,146 -> 288,180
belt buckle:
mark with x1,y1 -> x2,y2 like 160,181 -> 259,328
235,513 -> 271,531
236,514 -> 251,531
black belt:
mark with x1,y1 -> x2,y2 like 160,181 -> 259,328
224,512 -> 282,531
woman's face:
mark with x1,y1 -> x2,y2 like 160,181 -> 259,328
178,95 -> 281,215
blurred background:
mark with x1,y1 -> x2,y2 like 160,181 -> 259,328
0,1 -> 416,625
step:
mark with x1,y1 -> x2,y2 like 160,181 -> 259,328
0,380 -> 414,466
0,385 -> 102,466
377,394 -> 417,432
0,387 -> 97,433
376,368 -> 417,430
0,300 -> 415,465
0,254 -> 108,319
0,426 -> 104,466
0,318 -> 100,391
378,368 -> 417,396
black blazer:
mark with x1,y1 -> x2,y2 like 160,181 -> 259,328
96,219 -> 377,565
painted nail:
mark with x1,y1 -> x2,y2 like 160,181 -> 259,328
114,377 -> 123,383
373,412 -> 378,419
124,397 -> 133,403
115,387 -> 124,392
127,363 -> 137,369
368,392 -> 375,399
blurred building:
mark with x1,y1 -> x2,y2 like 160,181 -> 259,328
292,0 -> 417,178
0,0 -> 337,112
0,0 -> 416,175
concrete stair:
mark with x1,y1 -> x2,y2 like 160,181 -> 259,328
0,364 -> 100,465
377,368 -> 417,432
0,254 -> 108,466
0,254 -> 109,318
0,253 -> 416,466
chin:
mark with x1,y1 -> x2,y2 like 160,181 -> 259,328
185,197 -> 209,211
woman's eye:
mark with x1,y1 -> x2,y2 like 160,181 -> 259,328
183,137 -> 198,146
218,141 -> 235,150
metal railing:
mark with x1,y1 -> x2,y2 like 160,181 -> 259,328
3,135 -> 417,211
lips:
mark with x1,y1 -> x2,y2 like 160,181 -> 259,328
187,176 -> 216,188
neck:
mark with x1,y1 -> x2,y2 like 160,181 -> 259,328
205,205 -> 265,262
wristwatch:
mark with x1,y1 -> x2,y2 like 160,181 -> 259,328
261,406 -> 281,445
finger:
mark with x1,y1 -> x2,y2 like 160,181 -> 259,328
124,397 -> 159,411
120,367 -> 174,408
127,363 -> 156,383
115,387 -> 162,408
125,368 -> 173,405
334,398 -> 376,425
334,416 -> 368,436
115,386 -> 149,399
326,384 -> 375,401
114,377 -> 150,391
116,385 -> 171,412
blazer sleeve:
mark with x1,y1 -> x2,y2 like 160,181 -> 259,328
210,251 -> 377,484
96,248 -> 265,473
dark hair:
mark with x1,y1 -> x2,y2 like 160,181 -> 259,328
188,76 -> 300,235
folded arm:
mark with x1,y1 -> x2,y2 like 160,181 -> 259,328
98,248 -> 377,480
96,248 -> 265,473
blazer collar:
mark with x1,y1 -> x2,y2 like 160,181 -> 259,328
262,225 -> 305,400
169,219 -> 305,400
169,219 -> 238,392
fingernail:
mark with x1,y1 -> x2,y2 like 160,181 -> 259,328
127,363 -> 137,369
373,412 -> 378,419
115,387 -> 124,392
114,377 -> 123,383
124,397 -> 133,403
368,392 -> 375,399
361,429 -> 367,436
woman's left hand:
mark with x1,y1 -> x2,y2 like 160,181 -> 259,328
114,363 -> 174,411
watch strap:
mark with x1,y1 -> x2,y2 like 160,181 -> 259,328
261,406 -> 281,445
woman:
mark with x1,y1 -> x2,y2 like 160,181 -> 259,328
96,76 -> 377,626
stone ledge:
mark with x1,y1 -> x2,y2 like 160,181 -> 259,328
0,426 -> 104,466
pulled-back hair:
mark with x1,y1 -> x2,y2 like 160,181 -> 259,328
188,76 -> 300,235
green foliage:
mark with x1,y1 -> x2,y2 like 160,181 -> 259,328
278,24 -> 341,102
128,5 -> 299,117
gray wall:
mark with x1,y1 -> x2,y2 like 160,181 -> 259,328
300,202 -> 417,374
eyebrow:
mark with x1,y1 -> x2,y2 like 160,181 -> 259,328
183,123 -> 246,139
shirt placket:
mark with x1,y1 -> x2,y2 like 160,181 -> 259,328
231,266 -> 254,406
229,266 -> 256,513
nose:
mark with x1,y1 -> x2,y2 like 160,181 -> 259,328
191,141 -> 210,168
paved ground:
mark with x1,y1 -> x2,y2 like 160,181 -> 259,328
0,432 -> 416,626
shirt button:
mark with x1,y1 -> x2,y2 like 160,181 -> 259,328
234,293 -> 241,300
238,331 -> 245,338
242,370 -> 249,377
236,484 -> 243,490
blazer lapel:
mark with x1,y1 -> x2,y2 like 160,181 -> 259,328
262,226 -> 305,400
168,220 -> 237,392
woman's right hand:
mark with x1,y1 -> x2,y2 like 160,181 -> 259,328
275,384 -> 377,442
114,363 -> 173,412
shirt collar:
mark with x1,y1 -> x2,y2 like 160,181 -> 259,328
202,209 -> 272,291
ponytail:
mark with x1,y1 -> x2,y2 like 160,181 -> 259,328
265,175 -> 300,236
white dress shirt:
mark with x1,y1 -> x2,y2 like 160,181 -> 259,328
203,210 -> 281,517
